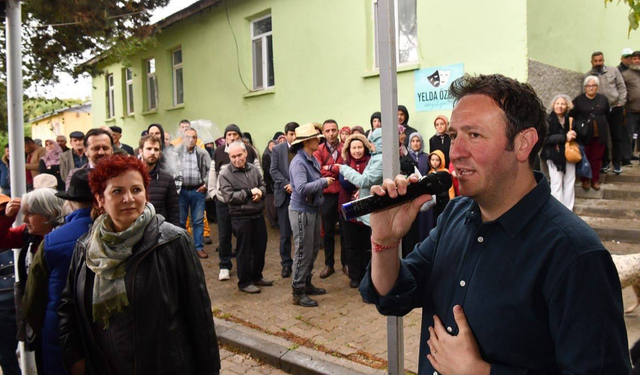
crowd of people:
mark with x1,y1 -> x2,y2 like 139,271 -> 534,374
0,49 -> 638,374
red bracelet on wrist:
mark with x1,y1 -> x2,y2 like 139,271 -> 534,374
370,236 -> 400,253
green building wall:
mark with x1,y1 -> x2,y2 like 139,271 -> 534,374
93,0 -> 531,149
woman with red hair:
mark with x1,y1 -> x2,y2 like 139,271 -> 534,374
58,154 -> 220,375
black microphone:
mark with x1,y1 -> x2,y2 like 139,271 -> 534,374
340,171 -> 453,221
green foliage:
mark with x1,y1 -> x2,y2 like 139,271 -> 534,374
605,0 -> 640,34
0,0 -> 170,88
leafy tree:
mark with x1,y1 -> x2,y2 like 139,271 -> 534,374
0,0 -> 169,87
606,0 -> 640,34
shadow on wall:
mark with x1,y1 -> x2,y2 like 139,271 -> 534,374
528,59 -> 584,110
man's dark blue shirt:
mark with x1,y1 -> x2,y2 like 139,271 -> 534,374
360,172 -> 630,374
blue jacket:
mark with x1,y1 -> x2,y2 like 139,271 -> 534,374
43,208 -> 92,375
339,128 -> 384,226
0,160 -> 9,192
289,148 -> 327,212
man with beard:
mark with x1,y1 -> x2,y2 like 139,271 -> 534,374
65,128 -> 113,189
584,51 -> 627,173
140,134 -> 180,226
622,51 -> 640,166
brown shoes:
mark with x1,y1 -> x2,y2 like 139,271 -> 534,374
592,181 -> 601,191
319,266 -> 335,279
581,180 -> 591,190
253,278 -> 274,287
197,250 -> 208,259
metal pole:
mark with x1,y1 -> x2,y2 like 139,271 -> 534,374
376,1 -> 404,374
6,0 -> 36,373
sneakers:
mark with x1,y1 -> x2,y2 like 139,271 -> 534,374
614,163 -> 622,175
219,269 -> 230,281
600,163 -> 610,174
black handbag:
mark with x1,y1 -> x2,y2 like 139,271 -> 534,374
574,118 -> 591,140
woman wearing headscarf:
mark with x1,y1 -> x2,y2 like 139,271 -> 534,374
339,126 -> 352,142
0,188 -> 66,374
262,138 -> 279,228
399,132 -> 435,258
288,123 -> 332,308
58,154 -> 220,375
38,139 -> 64,191
428,115 -> 451,168
398,125 -> 408,158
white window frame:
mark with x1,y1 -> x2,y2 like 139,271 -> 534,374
125,68 -> 134,115
251,14 -> 274,90
146,58 -> 158,111
106,73 -> 115,119
172,48 -> 184,106
373,0 -> 418,68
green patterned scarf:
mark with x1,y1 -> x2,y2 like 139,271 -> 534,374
86,203 -> 155,327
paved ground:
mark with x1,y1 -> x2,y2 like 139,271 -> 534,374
201,223 -> 640,373
220,348 -> 290,375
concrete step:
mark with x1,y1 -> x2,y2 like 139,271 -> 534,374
574,198 -> 640,220
575,183 -> 640,200
605,173 -> 640,184
603,240 -> 640,255
580,216 -> 640,244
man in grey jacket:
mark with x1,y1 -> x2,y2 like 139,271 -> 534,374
584,51 -> 627,173
219,141 -> 272,294
175,127 -> 211,258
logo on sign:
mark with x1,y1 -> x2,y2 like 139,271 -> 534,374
427,70 -> 451,88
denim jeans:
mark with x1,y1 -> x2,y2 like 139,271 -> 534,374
215,199 -> 233,270
179,188 -> 206,251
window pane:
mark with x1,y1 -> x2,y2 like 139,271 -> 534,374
267,35 -> 275,87
253,16 -> 272,36
128,84 -> 134,113
108,74 -> 113,87
397,0 -> 417,64
173,49 -> 182,65
148,76 -> 157,109
252,39 -> 263,89
175,67 -> 184,105
126,68 -> 132,81
147,59 -> 156,74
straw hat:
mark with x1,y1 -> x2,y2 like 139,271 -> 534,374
291,123 -> 324,146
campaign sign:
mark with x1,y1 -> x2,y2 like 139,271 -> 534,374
414,63 -> 464,112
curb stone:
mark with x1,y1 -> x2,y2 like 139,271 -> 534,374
215,319 -> 387,375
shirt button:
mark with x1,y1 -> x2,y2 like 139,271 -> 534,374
447,326 -> 452,333
477,236 -> 484,243
433,372 -> 438,375
460,280 -> 466,287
